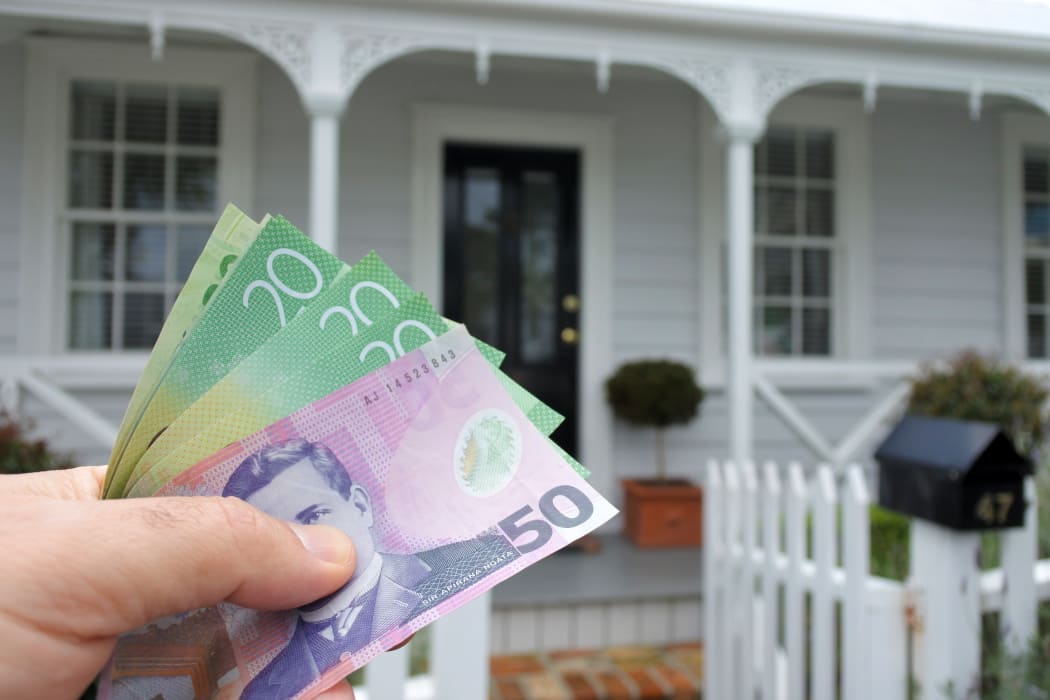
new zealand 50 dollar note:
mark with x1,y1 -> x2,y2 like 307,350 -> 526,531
102,326 -> 615,700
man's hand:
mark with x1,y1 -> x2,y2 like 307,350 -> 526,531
0,466 -> 357,699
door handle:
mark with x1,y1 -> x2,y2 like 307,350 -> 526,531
561,328 -> 579,345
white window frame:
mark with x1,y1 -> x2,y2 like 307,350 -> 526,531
1001,111 -> 1050,365
21,37 -> 256,357
698,95 -> 871,386
753,123 -> 838,357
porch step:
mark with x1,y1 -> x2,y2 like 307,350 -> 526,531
494,535 -> 703,607
489,642 -> 702,700
492,535 -> 703,654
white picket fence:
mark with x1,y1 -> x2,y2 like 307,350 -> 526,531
704,459 -> 1050,700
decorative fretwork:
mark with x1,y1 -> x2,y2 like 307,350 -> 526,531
648,54 -> 734,122
339,29 -> 437,96
221,21 -> 313,94
752,61 -> 825,121
1009,85 -> 1050,118
645,56 -> 834,126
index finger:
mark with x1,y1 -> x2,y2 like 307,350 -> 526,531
0,465 -> 106,501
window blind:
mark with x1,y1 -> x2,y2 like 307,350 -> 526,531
753,127 -> 835,356
66,80 -> 221,351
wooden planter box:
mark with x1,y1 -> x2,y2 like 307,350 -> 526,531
622,478 -> 703,548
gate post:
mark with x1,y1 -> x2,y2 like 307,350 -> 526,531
908,520 -> 982,700
875,416 -> 1034,700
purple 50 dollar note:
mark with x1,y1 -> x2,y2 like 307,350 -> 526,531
102,326 -> 616,700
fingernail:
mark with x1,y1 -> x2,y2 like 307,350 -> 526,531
291,524 -> 355,566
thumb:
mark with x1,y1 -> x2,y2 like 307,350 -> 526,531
14,495 -> 356,638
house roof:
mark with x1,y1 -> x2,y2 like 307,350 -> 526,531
404,0 -> 1050,54
6,0 -> 1050,56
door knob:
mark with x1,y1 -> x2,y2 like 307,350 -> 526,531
561,327 -> 579,345
562,294 -> 580,313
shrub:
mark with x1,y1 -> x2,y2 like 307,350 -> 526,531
0,412 -> 72,475
869,505 -> 910,581
907,350 -> 1049,455
605,360 -> 704,480
977,603 -> 1050,699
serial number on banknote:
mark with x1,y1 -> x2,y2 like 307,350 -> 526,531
361,350 -> 458,405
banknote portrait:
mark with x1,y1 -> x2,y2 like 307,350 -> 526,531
224,438 -> 515,699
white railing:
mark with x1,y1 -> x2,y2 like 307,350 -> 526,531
752,359 -> 1050,468
752,361 -> 915,469
705,459 -> 1050,700
0,357 -> 144,447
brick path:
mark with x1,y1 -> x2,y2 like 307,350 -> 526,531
489,642 -> 702,700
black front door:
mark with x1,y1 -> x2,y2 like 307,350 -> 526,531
443,144 -> 580,454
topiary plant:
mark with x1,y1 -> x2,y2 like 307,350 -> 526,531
908,349 -> 1050,456
605,359 -> 705,481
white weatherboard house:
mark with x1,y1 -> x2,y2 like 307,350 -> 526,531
3,1 -> 1050,697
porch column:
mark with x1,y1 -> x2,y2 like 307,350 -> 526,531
724,125 -> 761,464
305,98 -> 343,254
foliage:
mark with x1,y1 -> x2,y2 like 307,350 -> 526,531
1038,468 -> 1050,561
907,350 -> 1050,455
0,412 -> 72,474
604,360 -> 704,481
869,505 -> 910,581
967,605 -> 1050,700
973,468 -> 1050,699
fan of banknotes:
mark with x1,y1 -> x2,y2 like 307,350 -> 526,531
98,205 -> 616,700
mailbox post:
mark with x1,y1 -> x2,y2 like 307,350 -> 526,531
875,415 -> 1033,699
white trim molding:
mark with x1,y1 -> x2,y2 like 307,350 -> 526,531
1001,110 -> 1050,361
410,103 -> 614,499
20,37 -> 257,355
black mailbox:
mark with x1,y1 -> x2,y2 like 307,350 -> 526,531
874,414 -> 1032,530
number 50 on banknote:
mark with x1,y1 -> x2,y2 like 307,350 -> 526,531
102,326 -> 616,700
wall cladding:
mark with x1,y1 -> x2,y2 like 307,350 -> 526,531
0,42 -> 24,355
870,98 -> 1003,358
